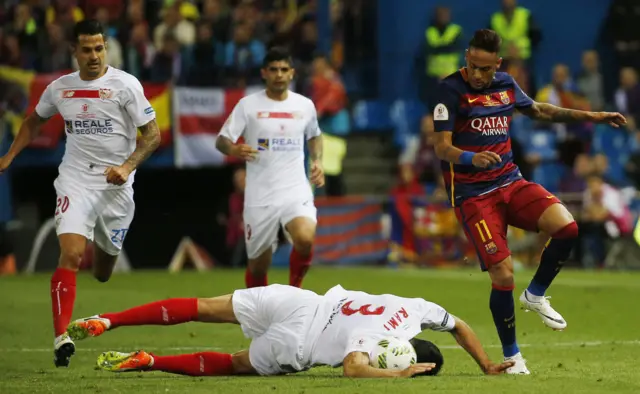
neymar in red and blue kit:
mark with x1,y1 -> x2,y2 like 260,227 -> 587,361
433,29 -> 627,374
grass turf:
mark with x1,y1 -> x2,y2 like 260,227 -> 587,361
1,267 -> 639,393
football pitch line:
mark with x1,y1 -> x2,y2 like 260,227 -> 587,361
4,340 -> 640,352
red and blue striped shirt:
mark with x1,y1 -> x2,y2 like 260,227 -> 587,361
433,68 -> 534,207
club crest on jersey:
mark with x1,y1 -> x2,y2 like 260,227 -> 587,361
99,88 -> 112,100
485,241 -> 498,255
82,104 -> 89,112
499,91 -> 510,104
257,138 -> 269,151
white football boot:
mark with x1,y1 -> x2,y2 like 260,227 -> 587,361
519,289 -> 567,331
504,352 -> 530,375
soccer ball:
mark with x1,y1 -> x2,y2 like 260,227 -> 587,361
370,337 -> 417,370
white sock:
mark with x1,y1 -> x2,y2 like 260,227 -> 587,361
525,289 -> 544,303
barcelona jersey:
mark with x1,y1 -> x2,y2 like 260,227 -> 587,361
433,68 -> 534,207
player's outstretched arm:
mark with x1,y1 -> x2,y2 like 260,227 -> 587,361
518,102 -> 627,127
449,316 -> 514,375
0,112 -> 48,174
342,351 -> 435,378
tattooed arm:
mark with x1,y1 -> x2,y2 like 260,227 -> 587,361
307,135 -> 323,161
122,120 -> 161,172
518,102 -> 627,127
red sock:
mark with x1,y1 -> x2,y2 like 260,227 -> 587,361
101,298 -> 198,328
151,352 -> 233,376
289,248 -> 312,288
51,268 -> 77,337
245,268 -> 267,288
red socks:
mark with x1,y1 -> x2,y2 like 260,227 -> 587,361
289,248 -> 312,288
245,268 -> 267,288
101,298 -> 198,328
151,352 -> 233,376
51,268 -> 77,337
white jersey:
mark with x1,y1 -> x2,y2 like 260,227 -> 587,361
219,90 -> 321,207
309,285 -> 456,368
35,66 -> 156,190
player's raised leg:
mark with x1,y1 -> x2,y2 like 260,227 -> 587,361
455,198 -> 529,374
507,182 -> 577,331
284,213 -> 316,288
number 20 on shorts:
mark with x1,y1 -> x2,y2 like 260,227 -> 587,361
474,219 -> 492,242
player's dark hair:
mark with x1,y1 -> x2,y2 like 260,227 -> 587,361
262,46 -> 294,68
410,338 -> 444,376
72,19 -> 105,43
469,29 -> 502,54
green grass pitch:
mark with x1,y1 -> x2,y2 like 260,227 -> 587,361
1,267 -> 639,393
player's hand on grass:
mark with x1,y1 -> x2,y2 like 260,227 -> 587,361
482,360 -> 515,375
231,144 -> 258,161
591,112 -> 627,128
471,151 -> 502,168
0,155 -> 12,174
399,363 -> 436,377
310,160 -> 325,187
104,165 -> 132,186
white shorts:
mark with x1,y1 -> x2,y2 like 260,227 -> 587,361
53,178 -> 135,256
232,284 -> 322,376
243,200 -> 317,259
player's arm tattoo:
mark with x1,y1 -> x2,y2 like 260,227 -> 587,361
307,136 -> 323,161
215,135 -> 235,156
123,120 -> 161,171
520,102 -> 594,123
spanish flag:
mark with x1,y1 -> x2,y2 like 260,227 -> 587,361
0,66 -> 172,149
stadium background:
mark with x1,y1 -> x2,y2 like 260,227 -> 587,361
1,0 -> 640,275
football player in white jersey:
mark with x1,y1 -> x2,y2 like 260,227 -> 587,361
68,284 -> 514,378
0,20 -> 161,367
215,47 -> 324,290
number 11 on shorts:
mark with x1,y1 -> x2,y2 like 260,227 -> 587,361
474,219 -> 492,242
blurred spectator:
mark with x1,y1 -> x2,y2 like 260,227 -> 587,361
72,7 -> 122,70
46,0 -> 84,30
38,23 -> 71,73
201,0 -> 232,43
536,64 -> 591,140
81,0 -> 124,23
126,23 -> 155,81
150,33 -> 182,83
163,0 -> 200,22
0,31 -> 35,70
184,21 -> 219,86
154,4 -> 195,49
580,174 -> 633,268
501,42 -> 529,94
604,0 -> 640,69
419,6 -> 462,107
577,50 -> 605,112
489,0 -> 542,62
223,22 -> 265,87
389,164 -> 425,265
232,0 -> 270,43
614,67 -> 640,130
8,3 -> 40,53
400,114 -> 442,186
310,54 -> 348,197
292,19 -> 317,66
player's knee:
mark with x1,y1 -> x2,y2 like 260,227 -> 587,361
488,259 -> 514,288
59,248 -> 84,270
293,238 -> 313,256
552,221 -> 579,240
